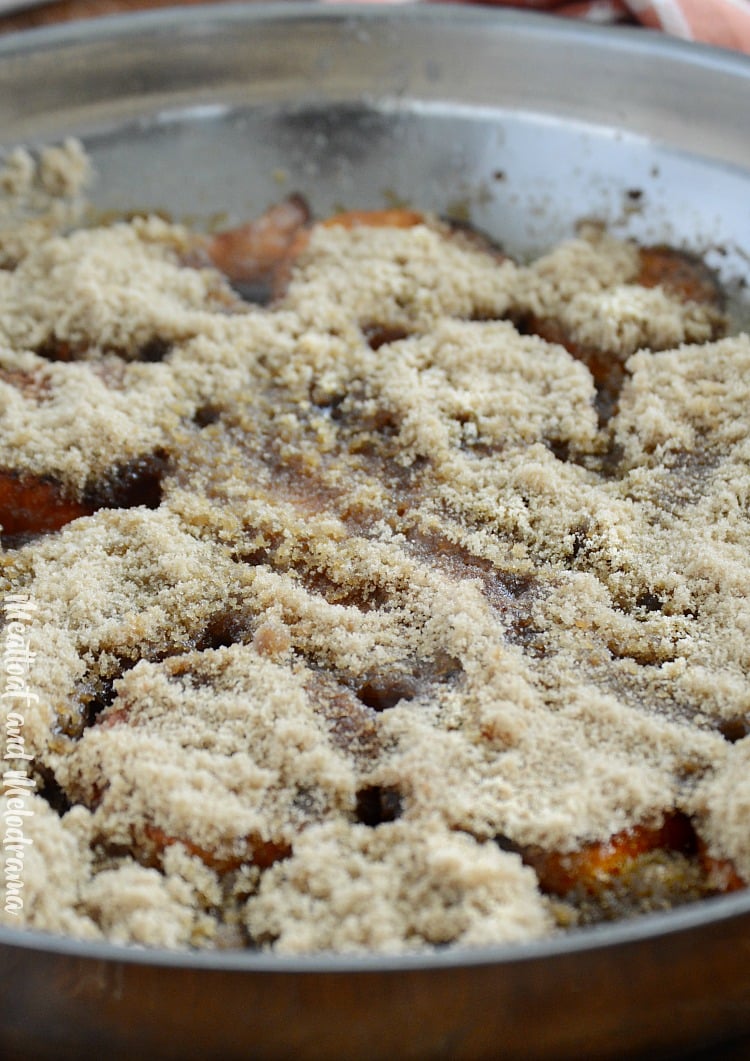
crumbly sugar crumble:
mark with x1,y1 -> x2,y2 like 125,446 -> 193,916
0,148 -> 748,953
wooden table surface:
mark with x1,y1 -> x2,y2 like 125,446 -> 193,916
0,0 -> 286,35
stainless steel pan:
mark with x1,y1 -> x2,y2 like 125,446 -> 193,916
0,6 -> 749,1058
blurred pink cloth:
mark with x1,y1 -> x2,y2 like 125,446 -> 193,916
327,0 -> 750,53
489,1 -> 750,52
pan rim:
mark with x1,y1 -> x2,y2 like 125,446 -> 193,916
0,1 -> 746,82
1,888 -> 749,973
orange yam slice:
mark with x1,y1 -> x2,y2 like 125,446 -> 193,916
522,814 -> 696,897
0,471 -> 92,538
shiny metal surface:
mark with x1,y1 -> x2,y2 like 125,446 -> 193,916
0,6 -> 749,1058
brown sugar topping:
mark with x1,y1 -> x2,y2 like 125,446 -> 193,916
0,145 -> 747,953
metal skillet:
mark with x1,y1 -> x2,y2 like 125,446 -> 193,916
0,5 -> 749,1058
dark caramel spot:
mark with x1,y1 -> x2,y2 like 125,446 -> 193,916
636,592 -> 664,613
357,674 -> 418,712
196,611 -> 250,652
354,652 -> 462,714
717,717 -> 749,744
355,785 -> 403,826
36,765 -> 72,817
362,324 -> 411,351
35,338 -> 78,362
60,675 -> 119,739
84,450 -> 168,511
495,834 -> 524,856
193,404 -> 221,428
36,336 -> 173,363
138,337 -> 171,363
546,438 -> 571,463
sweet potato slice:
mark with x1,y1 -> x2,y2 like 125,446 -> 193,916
143,824 -> 291,873
636,245 -> 725,309
519,814 -> 697,897
320,208 -> 425,231
199,203 -> 427,301
698,842 -> 747,894
0,470 -> 92,538
197,194 -> 311,298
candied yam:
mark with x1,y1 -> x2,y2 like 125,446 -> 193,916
268,226 -> 312,299
701,855 -> 746,894
520,814 -> 696,897
520,314 -> 625,425
0,450 -> 168,544
230,203 -> 498,301
522,315 -> 621,388
637,245 -> 724,308
320,207 -> 425,230
6,196 -> 749,954
272,208 -> 425,299
518,815 -> 746,909
200,194 -> 310,291
696,835 -> 747,894
143,824 -> 291,873
0,469 -> 92,537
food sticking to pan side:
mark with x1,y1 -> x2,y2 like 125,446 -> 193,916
0,140 -> 747,953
